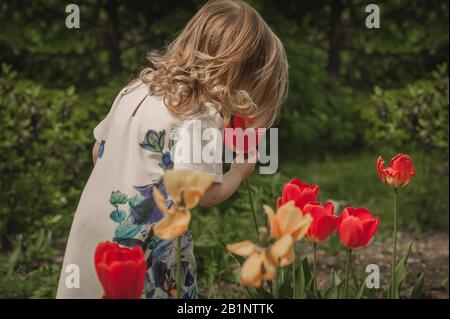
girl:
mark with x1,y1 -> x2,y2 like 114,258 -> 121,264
57,0 -> 288,299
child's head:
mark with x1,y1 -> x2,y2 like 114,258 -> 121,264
140,0 -> 288,128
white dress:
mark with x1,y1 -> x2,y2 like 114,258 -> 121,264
56,81 -> 223,299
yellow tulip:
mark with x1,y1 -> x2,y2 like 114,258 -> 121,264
227,233 -> 295,287
227,240 -> 271,287
263,201 -> 312,266
227,202 -> 313,287
264,201 -> 312,241
161,170 -> 214,209
152,170 -> 214,239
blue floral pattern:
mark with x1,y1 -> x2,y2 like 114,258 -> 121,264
139,128 -> 180,171
106,127 -> 196,299
98,140 -> 106,158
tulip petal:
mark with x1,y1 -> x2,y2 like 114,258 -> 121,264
163,170 -> 190,203
153,209 -> 191,239
262,254 -> 276,280
361,216 -> 379,246
291,215 -> 313,242
274,201 -> 297,234
281,184 -> 301,207
314,214 -> 339,242
240,253 -> 263,287
96,264 -> 113,298
324,202 -> 334,216
288,178 -> 307,189
270,234 -> 294,265
376,156 -> 386,182
338,216 -> 365,249
186,173 -> 214,195
295,190 -> 318,211
279,246 -> 295,267
95,242 -> 117,267
344,207 -> 373,222
95,244 -> 146,299
183,189 -> 203,210
277,202 -> 313,241
226,240 -> 257,257
391,154 -> 415,187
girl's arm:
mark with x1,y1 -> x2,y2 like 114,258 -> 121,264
199,161 -> 256,207
92,141 -> 100,165
91,138 -> 253,206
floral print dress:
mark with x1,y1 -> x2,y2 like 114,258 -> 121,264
57,81 -> 223,299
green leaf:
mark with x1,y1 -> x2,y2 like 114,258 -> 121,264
6,243 -> 22,275
297,257 -> 313,299
409,272 -> 424,299
354,273 -> 368,299
323,268 -> 343,299
388,242 -> 413,299
301,257 -> 312,284
297,258 -> 306,299
277,268 -> 293,298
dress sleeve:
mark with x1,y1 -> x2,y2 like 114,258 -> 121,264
93,88 -> 125,143
172,109 -> 224,183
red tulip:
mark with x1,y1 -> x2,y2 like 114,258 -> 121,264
338,207 -> 379,249
94,242 -> 147,299
303,202 -> 339,243
377,154 -> 415,189
277,178 -> 319,211
224,115 -> 262,154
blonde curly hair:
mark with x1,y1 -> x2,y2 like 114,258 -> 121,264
139,0 -> 288,128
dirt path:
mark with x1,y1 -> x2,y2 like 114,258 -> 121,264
311,231 -> 449,299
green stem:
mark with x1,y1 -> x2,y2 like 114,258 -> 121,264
292,257 -> 296,299
313,243 -> 318,296
176,236 -> 182,299
390,188 -> 398,299
245,178 -> 259,237
344,249 -> 352,299
273,270 -> 278,299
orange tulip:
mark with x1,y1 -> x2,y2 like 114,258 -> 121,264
263,201 -> 312,266
226,234 -> 294,287
152,170 -> 213,239
227,202 -> 312,287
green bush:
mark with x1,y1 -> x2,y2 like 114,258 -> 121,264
363,64 -> 449,155
0,64 -> 91,247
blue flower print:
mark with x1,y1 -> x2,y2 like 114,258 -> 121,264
159,151 -> 173,170
139,128 -> 176,171
98,140 -> 106,158
131,181 -> 171,225
140,129 -> 165,152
